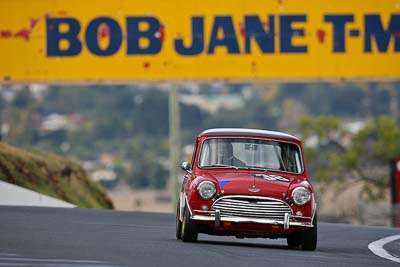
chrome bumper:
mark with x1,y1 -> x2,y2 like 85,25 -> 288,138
191,210 -> 313,230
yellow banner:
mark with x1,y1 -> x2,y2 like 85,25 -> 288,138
0,0 -> 399,81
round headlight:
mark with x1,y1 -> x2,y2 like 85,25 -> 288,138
197,181 -> 216,200
292,187 -> 311,206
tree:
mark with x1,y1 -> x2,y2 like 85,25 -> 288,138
300,115 -> 400,200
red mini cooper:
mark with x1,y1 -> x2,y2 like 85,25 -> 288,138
176,128 -> 317,250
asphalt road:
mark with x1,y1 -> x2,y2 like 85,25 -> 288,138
0,206 -> 399,267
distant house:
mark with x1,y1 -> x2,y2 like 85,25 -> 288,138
40,113 -> 84,133
91,169 -> 117,182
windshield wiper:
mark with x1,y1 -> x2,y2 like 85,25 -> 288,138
205,164 -> 239,170
244,166 -> 271,172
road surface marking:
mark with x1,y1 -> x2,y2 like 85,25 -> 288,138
368,234 -> 400,263
0,264 -> 115,267
0,257 -> 104,263
0,264 -> 30,266
0,253 -> 119,266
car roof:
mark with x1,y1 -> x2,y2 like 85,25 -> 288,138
198,128 -> 300,141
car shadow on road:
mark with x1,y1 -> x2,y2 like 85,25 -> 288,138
196,239 -> 298,251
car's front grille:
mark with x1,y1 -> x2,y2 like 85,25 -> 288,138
211,196 -> 292,221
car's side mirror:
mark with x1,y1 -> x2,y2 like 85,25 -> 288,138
181,161 -> 191,171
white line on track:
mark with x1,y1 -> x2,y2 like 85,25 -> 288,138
0,264 -> 114,267
0,257 -> 103,263
0,253 -> 119,266
368,234 -> 400,263
0,264 -> 30,266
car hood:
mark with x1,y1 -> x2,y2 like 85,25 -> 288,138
204,171 -> 292,199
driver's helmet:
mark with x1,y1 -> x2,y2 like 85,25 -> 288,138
216,141 -> 233,163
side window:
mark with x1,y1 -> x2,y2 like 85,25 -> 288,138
295,150 -> 303,173
190,138 -> 199,167
280,143 -> 303,173
199,142 -> 210,166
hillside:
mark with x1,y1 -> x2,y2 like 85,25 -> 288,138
0,143 -> 113,209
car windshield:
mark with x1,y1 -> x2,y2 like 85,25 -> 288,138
199,138 -> 303,174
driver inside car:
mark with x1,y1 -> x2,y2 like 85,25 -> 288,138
216,141 -> 246,167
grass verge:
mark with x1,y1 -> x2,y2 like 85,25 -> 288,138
0,143 -> 113,209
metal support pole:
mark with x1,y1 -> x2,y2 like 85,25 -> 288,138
169,83 -> 180,211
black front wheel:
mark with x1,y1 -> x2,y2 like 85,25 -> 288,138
287,232 -> 302,248
181,205 -> 198,242
301,213 -> 318,251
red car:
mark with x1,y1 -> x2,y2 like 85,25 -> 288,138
176,128 -> 317,250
